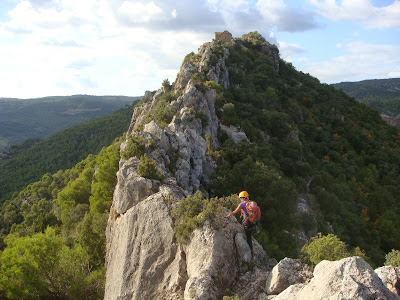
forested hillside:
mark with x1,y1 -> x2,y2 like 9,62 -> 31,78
206,34 -> 400,264
332,78 -> 400,127
0,32 -> 399,299
0,95 -> 139,151
0,102 -> 137,204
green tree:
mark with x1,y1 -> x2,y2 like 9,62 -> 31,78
56,162 -> 95,225
162,78 -> 170,87
301,233 -> 351,265
90,142 -> 121,214
77,213 -> 108,268
0,227 -> 103,299
384,249 -> 400,267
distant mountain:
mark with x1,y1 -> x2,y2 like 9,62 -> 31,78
0,95 -> 140,151
0,102 -> 137,204
332,78 -> 400,127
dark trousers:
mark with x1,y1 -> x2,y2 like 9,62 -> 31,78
242,220 -> 254,251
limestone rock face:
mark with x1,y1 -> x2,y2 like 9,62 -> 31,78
182,217 -> 270,299
294,195 -> 317,252
112,158 -> 161,215
104,36 -> 279,300
265,257 -> 312,295
375,266 -> 400,296
274,257 -> 399,300
105,184 -> 186,300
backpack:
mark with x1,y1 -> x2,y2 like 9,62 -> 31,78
245,201 -> 261,223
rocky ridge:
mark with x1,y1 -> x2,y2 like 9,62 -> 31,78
104,34 -> 399,300
105,37 -> 279,299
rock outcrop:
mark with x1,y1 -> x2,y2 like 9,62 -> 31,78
273,257 -> 400,300
104,36 -> 279,299
265,257 -> 312,295
375,266 -> 400,296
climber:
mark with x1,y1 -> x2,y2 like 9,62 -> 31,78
225,191 -> 260,257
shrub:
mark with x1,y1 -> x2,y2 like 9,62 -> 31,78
171,191 -> 205,244
140,93 -> 178,128
191,73 -> 207,93
121,135 -> 145,160
205,80 -> 224,94
162,78 -> 170,87
171,192 -> 238,244
183,52 -> 200,65
137,154 -> 164,181
301,233 -> 351,265
195,110 -> 209,128
221,103 -> 240,126
384,249 -> 400,267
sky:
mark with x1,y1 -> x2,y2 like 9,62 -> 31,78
0,0 -> 399,99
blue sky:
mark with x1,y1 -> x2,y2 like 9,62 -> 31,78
0,0 -> 399,98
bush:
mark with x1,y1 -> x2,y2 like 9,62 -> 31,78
121,135 -> 145,160
221,103 -> 240,126
385,249 -> 400,267
301,233 -> 351,265
205,80 -> 224,94
137,154 -> 164,181
191,73 -> 207,92
162,78 -> 170,87
183,52 -> 200,65
171,192 -> 238,244
141,93 -> 178,127
195,110 -> 209,127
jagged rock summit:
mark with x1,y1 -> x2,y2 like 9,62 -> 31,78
104,33 -> 278,299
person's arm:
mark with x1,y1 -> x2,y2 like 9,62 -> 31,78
225,204 -> 242,218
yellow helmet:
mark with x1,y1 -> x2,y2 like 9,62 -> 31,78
239,191 -> 249,198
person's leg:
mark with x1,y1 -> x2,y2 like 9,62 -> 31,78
243,221 -> 253,251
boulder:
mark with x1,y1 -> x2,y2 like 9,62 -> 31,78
265,257 -> 312,295
375,266 -> 400,296
220,124 -> 249,143
274,257 -> 399,300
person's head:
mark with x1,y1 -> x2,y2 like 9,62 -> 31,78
239,190 -> 249,201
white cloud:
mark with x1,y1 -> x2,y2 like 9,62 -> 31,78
117,1 -> 163,23
279,41 -> 306,61
256,0 -> 319,32
299,41 -> 400,83
0,0 -> 397,98
309,0 -> 400,30
171,9 -> 177,18
0,0 -> 215,98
